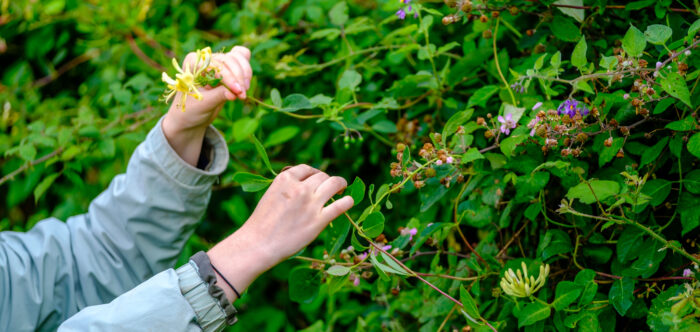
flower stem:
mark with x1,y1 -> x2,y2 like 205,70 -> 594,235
493,18 -> 517,106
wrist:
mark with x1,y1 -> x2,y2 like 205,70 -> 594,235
162,114 -> 207,166
207,229 -> 277,302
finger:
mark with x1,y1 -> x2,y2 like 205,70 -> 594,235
315,176 -> 348,202
230,52 -> 252,89
200,85 -> 236,103
304,171 -> 330,189
320,196 -> 354,225
211,59 -> 244,97
230,46 -> 251,61
283,164 -> 319,181
219,56 -> 247,99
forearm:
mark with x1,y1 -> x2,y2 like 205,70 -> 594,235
162,112 -> 207,167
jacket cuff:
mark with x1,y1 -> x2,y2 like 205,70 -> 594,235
147,116 -> 229,187
176,260 -> 236,332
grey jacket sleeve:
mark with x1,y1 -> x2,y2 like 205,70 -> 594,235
58,261 -> 230,332
0,117 -> 229,331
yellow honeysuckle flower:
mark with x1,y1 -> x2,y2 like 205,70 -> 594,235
500,262 -> 550,298
161,47 -> 214,111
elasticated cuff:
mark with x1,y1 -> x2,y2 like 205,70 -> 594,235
176,258 -> 237,332
147,116 -> 229,187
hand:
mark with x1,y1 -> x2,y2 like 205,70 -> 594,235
162,46 -> 252,166
207,165 -> 355,302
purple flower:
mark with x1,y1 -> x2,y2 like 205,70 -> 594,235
623,93 -> 630,100
655,61 -> 663,69
683,268 -> 693,277
396,8 -> 406,19
435,160 -> 443,166
557,99 -> 589,118
532,102 -> 543,111
527,116 -> 541,137
498,113 -> 516,135
446,156 -> 454,164
382,244 -> 392,251
401,227 -> 418,241
358,251 -> 368,261
353,277 -> 360,286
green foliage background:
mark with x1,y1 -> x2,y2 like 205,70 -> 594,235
1,0 -> 700,331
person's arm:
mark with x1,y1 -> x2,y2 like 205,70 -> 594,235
57,165 -> 354,331
0,46 -> 252,331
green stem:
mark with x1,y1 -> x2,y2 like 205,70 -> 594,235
493,18 -> 517,106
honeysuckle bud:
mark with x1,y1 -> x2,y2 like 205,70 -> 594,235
500,262 -> 550,298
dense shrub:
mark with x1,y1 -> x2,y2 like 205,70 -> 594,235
1,0 -> 700,331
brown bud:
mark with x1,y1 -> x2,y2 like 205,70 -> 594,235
425,168 -> 437,178
535,125 -> 547,137
491,11 -> 500,18
534,44 -> 546,53
591,106 -> 599,117
482,29 -> 493,39
486,113 -> 493,119
375,234 -> 386,243
609,119 -> 619,128
631,98 -> 642,107
444,0 -> 457,7
604,137 -> 613,147
484,130 -> 494,139
616,148 -> 625,158
391,288 -> 400,296
638,59 -> 648,68
457,174 -> 465,183
461,0 -> 472,12
442,15 -> 455,25
563,137 -> 571,146
537,110 -> 546,118
476,117 -> 485,125
509,6 -> 519,15
572,148 -> 581,157
575,133 -> 588,143
526,29 -> 535,36
620,126 -> 630,136
646,87 -> 655,96
479,15 -> 488,23
561,149 -> 570,157
639,108 -> 649,116
678,62 -> 688,75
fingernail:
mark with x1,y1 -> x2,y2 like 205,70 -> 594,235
233,82 -> 242,92
246,79 -> 251,89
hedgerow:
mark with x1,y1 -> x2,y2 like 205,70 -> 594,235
1,0 -> 699,331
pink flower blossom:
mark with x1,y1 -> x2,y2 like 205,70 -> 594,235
382,244 -> 392,251
498,113 -> 516,135
435,160 -> 443,166
683,268 -> 693,277
401,227 -> 418,241
358,251 -> 368,261
532,102 -> 543,111
623,93 -> 630,100
353,277 -> 360,286
446,156 -> 454,164
527,116 -> 541,137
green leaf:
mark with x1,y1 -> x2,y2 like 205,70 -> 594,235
500,134 -> 528,157
652,98 -> 675,114
410,222 -> 449,255
462,147 -> 484,164
552,281 -> 583,311
347,177 -> 365,205
516,301 -> 551,328
18,143 -> 37,161
688,133 -> 700,159
566,180 -> 620,204
380,252 -> 409,275
460,285 -> 481,320
281,94 -> 314,112
232,117 -> 259,142
264,126 -> 300,147
232,172 -> 272,192
328,1 -> 348,26
252,135 -> 276,175
640,137 -> 668,167
665,116 -> 696,131
289,268 -> 320,303
270,88 -> 282,108
551,15 -> 581,42
362,212 -> 384,238
660,72 -> 692,107
326,265 -> 350,276
504,104 -> 526,124
644,24 -> 672,45
684,170 -> 700,194
609,277 -> 635,316
617,228 -> 644,262
689,18 -> 700,38
554,0 -> 584,22
625,0 -> 655,10
538,229 -> 572,261
338,69 -> 362,91
468,85 -> 499,108
571,35 -> 587,69
371,120 -> 397,134
622,25 -> 646,57
574,269 -> 598,305
34,173 -> 60,203
550,51 -> 562,70
442,108 -> 474,140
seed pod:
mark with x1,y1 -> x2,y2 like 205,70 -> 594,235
638,59 -> 648,67
620,126 -> 630,136
631,98 -> 642,107
479,14 -> 488,23
526,29 -> 535,36
535,125 -> 547,137
609,119 -> 619,128
561,149 -> 570,157
375,234 -> 386,243
509,6 -> 519,15
482,29 -> 493,39
476,117 -> 486,125
484,130 -> 494,138
425,168 -> 437,178
491,11 -> 500,18
396,143 -> 406,153
461,0 -> 472,12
